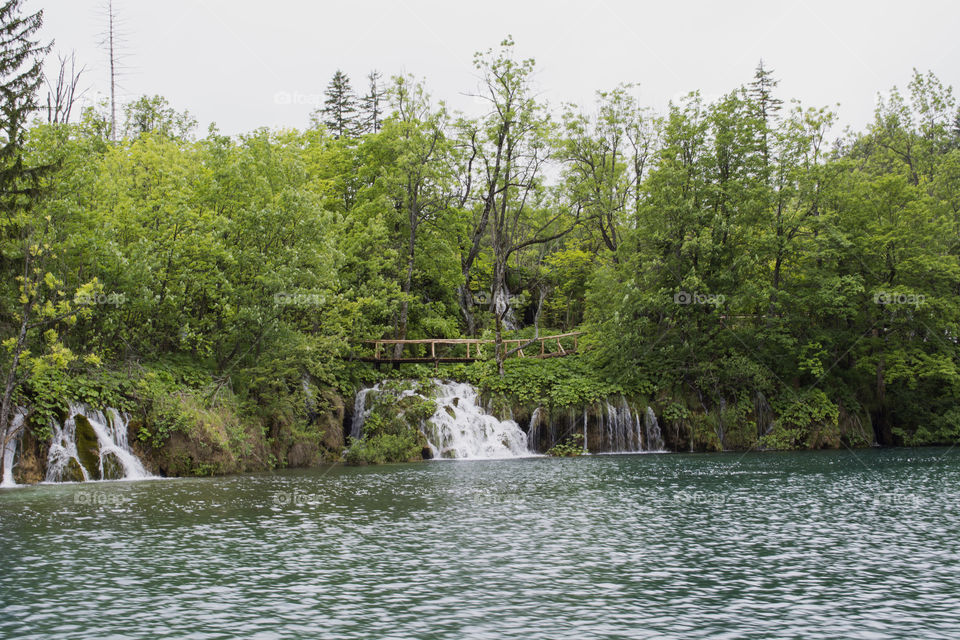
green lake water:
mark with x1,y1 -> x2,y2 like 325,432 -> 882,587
2,448 -> 960,639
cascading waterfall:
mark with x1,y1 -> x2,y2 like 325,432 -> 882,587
590,398 -> 645,453
45,404 -> 152,483
349,380 -> 532,459
528,407 -> 541,450
350,387 -> 377,440
46,412 -> 86,482
423,382 -> 531,459
576,400 -> 666,453
349,382 -> 669,458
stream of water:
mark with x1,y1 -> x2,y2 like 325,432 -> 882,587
2,448 -> 960,639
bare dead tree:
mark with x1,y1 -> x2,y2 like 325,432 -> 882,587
45,51 -> 86,124
99,0 -> 129,141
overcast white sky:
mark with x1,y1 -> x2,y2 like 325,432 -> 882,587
31,0 -> 960,137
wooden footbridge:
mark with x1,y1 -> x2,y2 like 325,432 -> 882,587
358,331 -> 583,366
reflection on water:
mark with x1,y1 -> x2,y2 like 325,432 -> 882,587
2,449 -> 960,639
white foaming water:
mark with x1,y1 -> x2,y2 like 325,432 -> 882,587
350,387 -> 377,440
45,404 -> 152,482
424,381 -> 532,459
350,380 -> 532,459
349,381 -> 666,458
1,411 -> 25,487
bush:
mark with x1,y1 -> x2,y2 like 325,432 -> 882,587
547,433 -> 585,457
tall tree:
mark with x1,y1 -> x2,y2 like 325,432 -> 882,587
44,51 -> 84,124
360,70 -> 385,134
320,70 -> 358,139
749,59 -> 782,165
559,85 -> 652,257
0,0 -> 79,482
100,0 -> 122,141
471,38 -> 577,374
383,77 -> 455,356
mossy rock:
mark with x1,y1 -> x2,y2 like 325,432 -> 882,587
74,415 -> 101,480
319,389 -> 345,452
62,457 -> 87,482
100,451 -> 126,480
11,430 -> 43,485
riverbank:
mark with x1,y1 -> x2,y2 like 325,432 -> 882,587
0,353 -> 902,485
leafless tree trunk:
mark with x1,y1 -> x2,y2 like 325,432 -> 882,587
45,51 -> 85,124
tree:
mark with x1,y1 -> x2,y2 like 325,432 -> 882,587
360,70 -> 385,134
749,59 -> 783,165
122,94 -> 196,139
99,0 -> 124,142
378,77 -> 456,356
559,85 -> 653,257
0,0 -> 89,482
44,51 -> 84,124
320,70 -> 358,139
470,38 -> 577,375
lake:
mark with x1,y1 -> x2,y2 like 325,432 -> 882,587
2,448 -> 959,639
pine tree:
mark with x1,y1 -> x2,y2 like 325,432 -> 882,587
360,69 -> 384,134
748,59 -> 783,164
321,69 -> 358,139
0,0 -> 53,483
0,0 -> 51,203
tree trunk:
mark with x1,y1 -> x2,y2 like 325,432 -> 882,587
456,280 -> 476,337
394,224 -> 417,359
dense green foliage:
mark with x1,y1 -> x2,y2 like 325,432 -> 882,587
1,26 -> 958,462
546,433 -> 586,457
344,380 -> 434,464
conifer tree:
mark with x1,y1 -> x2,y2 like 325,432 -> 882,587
0,0 -> 50,203
360,69 -> 384,134
749,59 -> 783,163
321,69 -> 358,139
0,0 -> 55,482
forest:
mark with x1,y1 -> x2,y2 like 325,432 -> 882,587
3,5 -> 960,474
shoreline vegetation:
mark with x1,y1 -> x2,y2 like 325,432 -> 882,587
1,7 -> 959,481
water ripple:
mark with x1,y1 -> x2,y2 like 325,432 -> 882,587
2,449 -> 960,639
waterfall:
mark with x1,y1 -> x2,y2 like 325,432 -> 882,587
593,398 -> 645,453
1,411 -> 25,487
45,404 -> 152,482
528,407 -> 541,452
582,408 -> 588,452
349,381 -> 532,459
645,406 -> 665,451
423,382 -> 531,459
350,387 -> 376,440
46,411 -> 87,482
